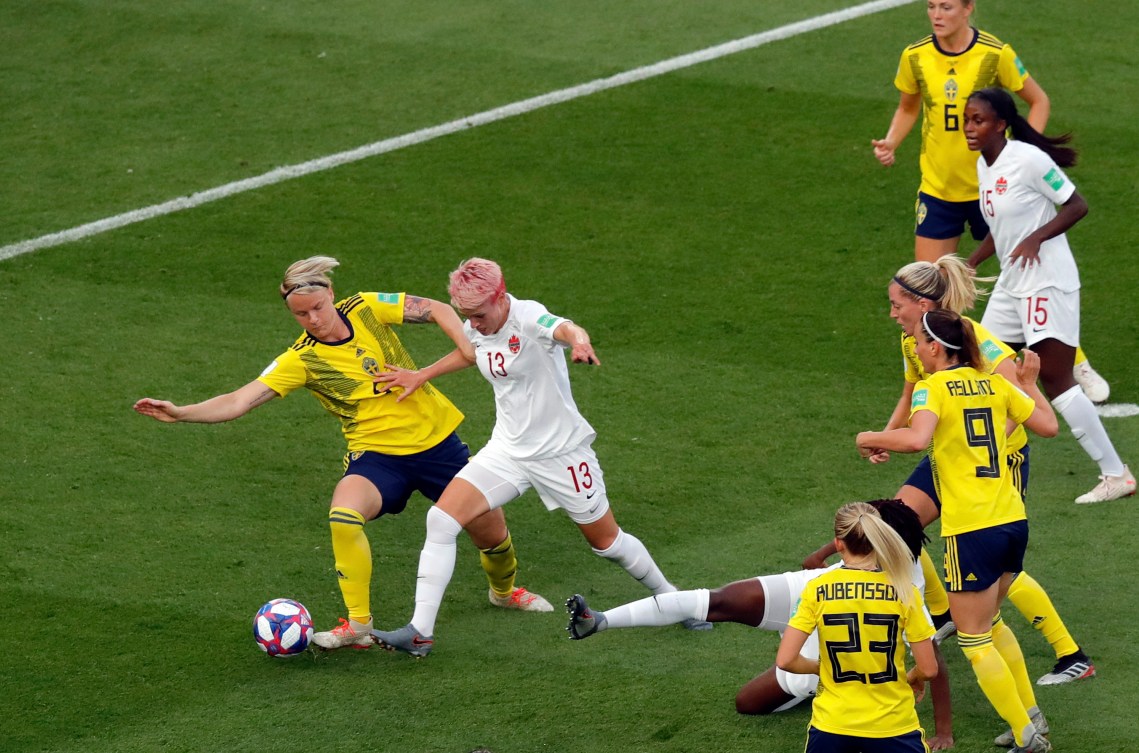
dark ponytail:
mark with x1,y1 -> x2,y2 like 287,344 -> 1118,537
968,87 -> 1078,168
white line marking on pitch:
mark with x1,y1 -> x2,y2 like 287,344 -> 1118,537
1097,404 -> 1139,418
0,0 -> 916,263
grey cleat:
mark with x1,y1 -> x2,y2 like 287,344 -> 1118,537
995,712 -> 1050,749
370,623 -> 434,658
681,618 -> 713,631
1010,732 -> 1052,753
566,594 -> 607,640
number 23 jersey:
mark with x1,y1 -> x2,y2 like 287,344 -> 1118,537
788,567 -> 933,738
466,295 -> 595,460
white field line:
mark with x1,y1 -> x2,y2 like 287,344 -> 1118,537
1097,404 -> 1139,418
0,0 -> 917,263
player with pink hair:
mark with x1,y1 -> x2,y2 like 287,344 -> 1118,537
369,258 -> 708,656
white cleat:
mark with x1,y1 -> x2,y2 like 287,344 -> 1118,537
488,587 -> 554,612
1073,361 -> 1110,404
311,617 -> 374,649
1075,465 -> 1137,504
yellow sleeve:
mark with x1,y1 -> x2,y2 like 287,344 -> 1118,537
969,318 -> 1015,373
910,378 -> 939,419
362,292 -> 406,324
902,334 -> 923,384
903,588 -> 936,644
997,43 -> 1029,92
893,45 -> 918,94
787,583 -> 820,635
1002,374 -> 1038,426
256,347 -> 306,398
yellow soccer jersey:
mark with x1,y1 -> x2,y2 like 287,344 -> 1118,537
894,29 -> 1028,202
788,567 -> 933,738
901,315 -> 1026,452
911,366 -> 1036,536
257,292 -> 463,456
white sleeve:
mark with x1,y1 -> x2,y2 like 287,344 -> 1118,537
1031,148 -> 1076,205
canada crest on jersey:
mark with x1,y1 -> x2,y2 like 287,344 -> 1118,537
508,334 -> 521,354
995,176 -> 1009,195
944,78 -> 958,102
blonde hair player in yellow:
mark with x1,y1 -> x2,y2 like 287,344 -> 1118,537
857,310 -> 1059,753
882,256 -> 1094,689
133,256 -> 551,650
776,502 -> 938,753
872,0 -> 1109,402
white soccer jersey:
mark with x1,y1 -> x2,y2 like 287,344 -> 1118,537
977,140 -> 1080,296
466,296 -> 595,460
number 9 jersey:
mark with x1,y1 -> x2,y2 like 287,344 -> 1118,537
911,365 -> 1036,536
894,29 -> 1028,203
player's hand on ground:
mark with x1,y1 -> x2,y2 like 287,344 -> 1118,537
927,733 -> 955,751
374,365 -> 426,401
133,398 -> 181,422
871,138 -> 896,166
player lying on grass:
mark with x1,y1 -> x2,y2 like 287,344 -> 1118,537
566,499 -> 956,751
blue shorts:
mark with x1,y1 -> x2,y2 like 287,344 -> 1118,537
904,445 -> 1031,509
806,726 -> 928,753
342,432 -> 469,518
915,191 -> 989,241
944,520 -> 1029,592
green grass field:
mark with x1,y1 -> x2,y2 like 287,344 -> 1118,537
3,2 -> 1136,751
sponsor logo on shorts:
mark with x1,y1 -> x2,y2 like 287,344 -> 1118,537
1043,168 -> 1066,191
995,176 -> 1008,195
912,388 -> 929,408
376,293 -> 400,304
916,201 -> 928,226
508,334 -> 521,354
537,313 -> 558,328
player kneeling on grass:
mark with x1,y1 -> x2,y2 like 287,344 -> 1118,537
133,256 -> 550,653
368,258 -> 708,658
776,502 -> 938,753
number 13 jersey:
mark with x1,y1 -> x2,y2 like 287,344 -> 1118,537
466,295 -> 596,460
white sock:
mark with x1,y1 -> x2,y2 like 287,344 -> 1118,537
1052,385 -> 1125,476
592,529 -> 675,594
605,589 -> 710,629
410,506 -> 463,636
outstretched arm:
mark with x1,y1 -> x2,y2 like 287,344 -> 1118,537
857,410 -> 937,457
133,379 -> 278,423
553,321 -> 599,365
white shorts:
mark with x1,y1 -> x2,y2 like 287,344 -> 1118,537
456,439 -> 611,525
757,569 -> 829,705
982,286 -> 1080,348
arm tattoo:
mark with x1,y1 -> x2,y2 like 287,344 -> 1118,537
404,295 -> 434,324
249,386 -> 278,409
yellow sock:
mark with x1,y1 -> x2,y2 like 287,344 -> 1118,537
959,630 -> 1033,746
1074,346 -> 1088,366
920,548 -> 950,617
329,507 -> 372,624
1007,571 -> 1079,659
480,532 -> 518,597
992,613 -> 1038,711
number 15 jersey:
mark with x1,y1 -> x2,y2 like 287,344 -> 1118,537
466,295 -> 595,460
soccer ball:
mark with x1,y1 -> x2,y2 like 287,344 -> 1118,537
253,598 -> 313,657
